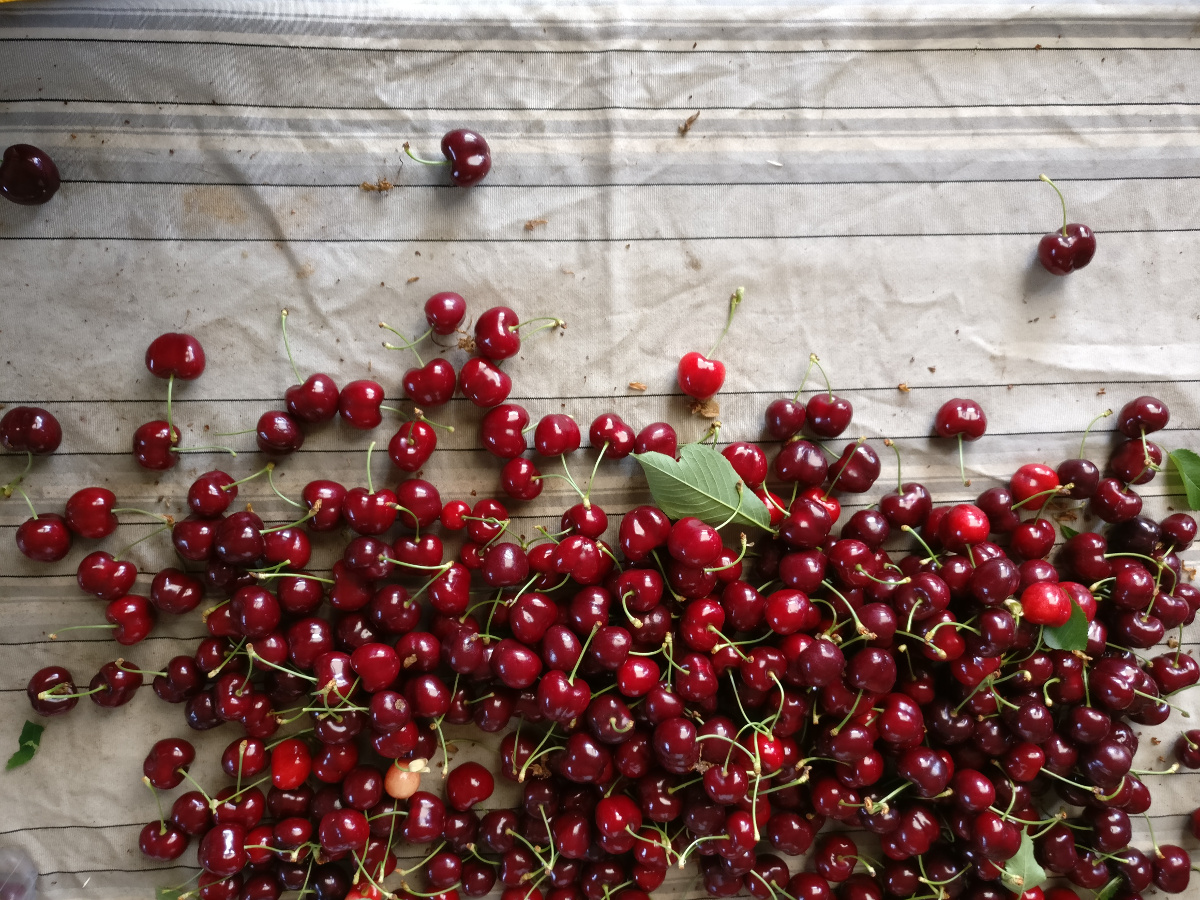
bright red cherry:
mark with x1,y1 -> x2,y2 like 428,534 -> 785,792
459,357 -> 512,407
403,359 -> 457,407
132,420 -> 180,470
339,380 -> 385,429
1,143 -> 60,205
425,292 -> 467,334
286,373 -> 340,423
677,352 -> 725,402
474,307 -> 521,360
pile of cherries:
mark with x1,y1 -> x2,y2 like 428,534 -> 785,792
10,294 -> 1200,900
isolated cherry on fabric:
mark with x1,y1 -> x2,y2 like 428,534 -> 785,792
1036,174 -> 1096,275
0,406 -> 63,455
0,143 -> 60,205
677,286 -> 744,402
404,129 -> 492,187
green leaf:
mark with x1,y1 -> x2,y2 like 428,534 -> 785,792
5,720 -> 45,771
1042,592 -> 1089,653
633,444 -> 772,530
1094,877 -> 1123,900
999,831 -> 1047,895
1169,449 -> 1200,510
1059,522 -> 1080,540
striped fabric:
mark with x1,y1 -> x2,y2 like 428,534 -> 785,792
1,3 -> 1198,897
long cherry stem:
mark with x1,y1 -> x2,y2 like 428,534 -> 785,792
707,287 -> 744,357
1080,408 -> 1114,458
280,309 -> 304,384
403,142 -> 450,166
1039,174 -> 1069,237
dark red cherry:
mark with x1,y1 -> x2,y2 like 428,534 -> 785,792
338,380 -> 385,429
132,420 -> 180,470
424,291 -> 467,334
285,372 -> 339,423
256,410 -> 304,455
441,129 -> 491,187
0,406 -> 63,454
1117,395 -> 1169,437
934,398 -> 986,440
806,393 -> 853,438
77,551 -> 138,600
589,413 -> 636,458
16,513 -> 72,562
64,486 -> 118,539
146,333 -> 206,380
1038,223 -> 1096,275
1,143 -> 61,204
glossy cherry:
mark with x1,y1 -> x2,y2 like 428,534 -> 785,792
1,144 -> 61,204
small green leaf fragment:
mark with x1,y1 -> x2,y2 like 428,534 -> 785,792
1043,593 -> 1089,653
1094,877 -> 1123,900
5,720 -> 45,771
999,831 -> 1047,895
633,444 -> 771,529
1059,523 -> 1080,540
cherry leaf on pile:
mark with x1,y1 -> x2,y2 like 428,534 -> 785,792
1042,593 -> 1088,653
1059,522 -> 1080,540
1094,877 -> 1123,900
633,444 -> 772,530
999,831 -> 1047,895
1168,449 -> 1200,509
5,720 -> 44,771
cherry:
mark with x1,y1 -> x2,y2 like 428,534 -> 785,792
339,380 -> 385,429
16,512 -> 72,562
446,761 -> 495,811
139,822 -> 189,861
441,129 -> 492,186
1152,845 -> 1192,894
1090,478 -> 1142,523
132,420 -> 180,470
480,403 -> 530,457
284,372 -> 339,423
256,410 -> 304,454
1,144 -> 61,204
27,666 -> 78,716
678,352 -> 726,401
474,306 -> 524,360
424,291 -> 467,333
89,659 -> 142,707
764,398 -> 807,440
827,440 -> 881,493
403,358 -> 457,407
0,406 -> 63,454
1037,175 -> 1096,274
143,737 -> 196,789
151,568 -> 204,614
1057,457 -> 1100,499
534,413 -> 582,456
806,393 -> 853,438
459,357 -> 513,407
1117,394 -> 1169,437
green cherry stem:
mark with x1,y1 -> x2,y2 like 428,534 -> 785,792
1,451 -> 33,499
12,485 -> 39,520
403,141 -> 450,166
364,441 -> 378,494
1080,408 -> 1114,458
279,309 -> 304,384
1039,174 -> 1069,237
791,354 -> 817,402
707,286 -> 744,358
